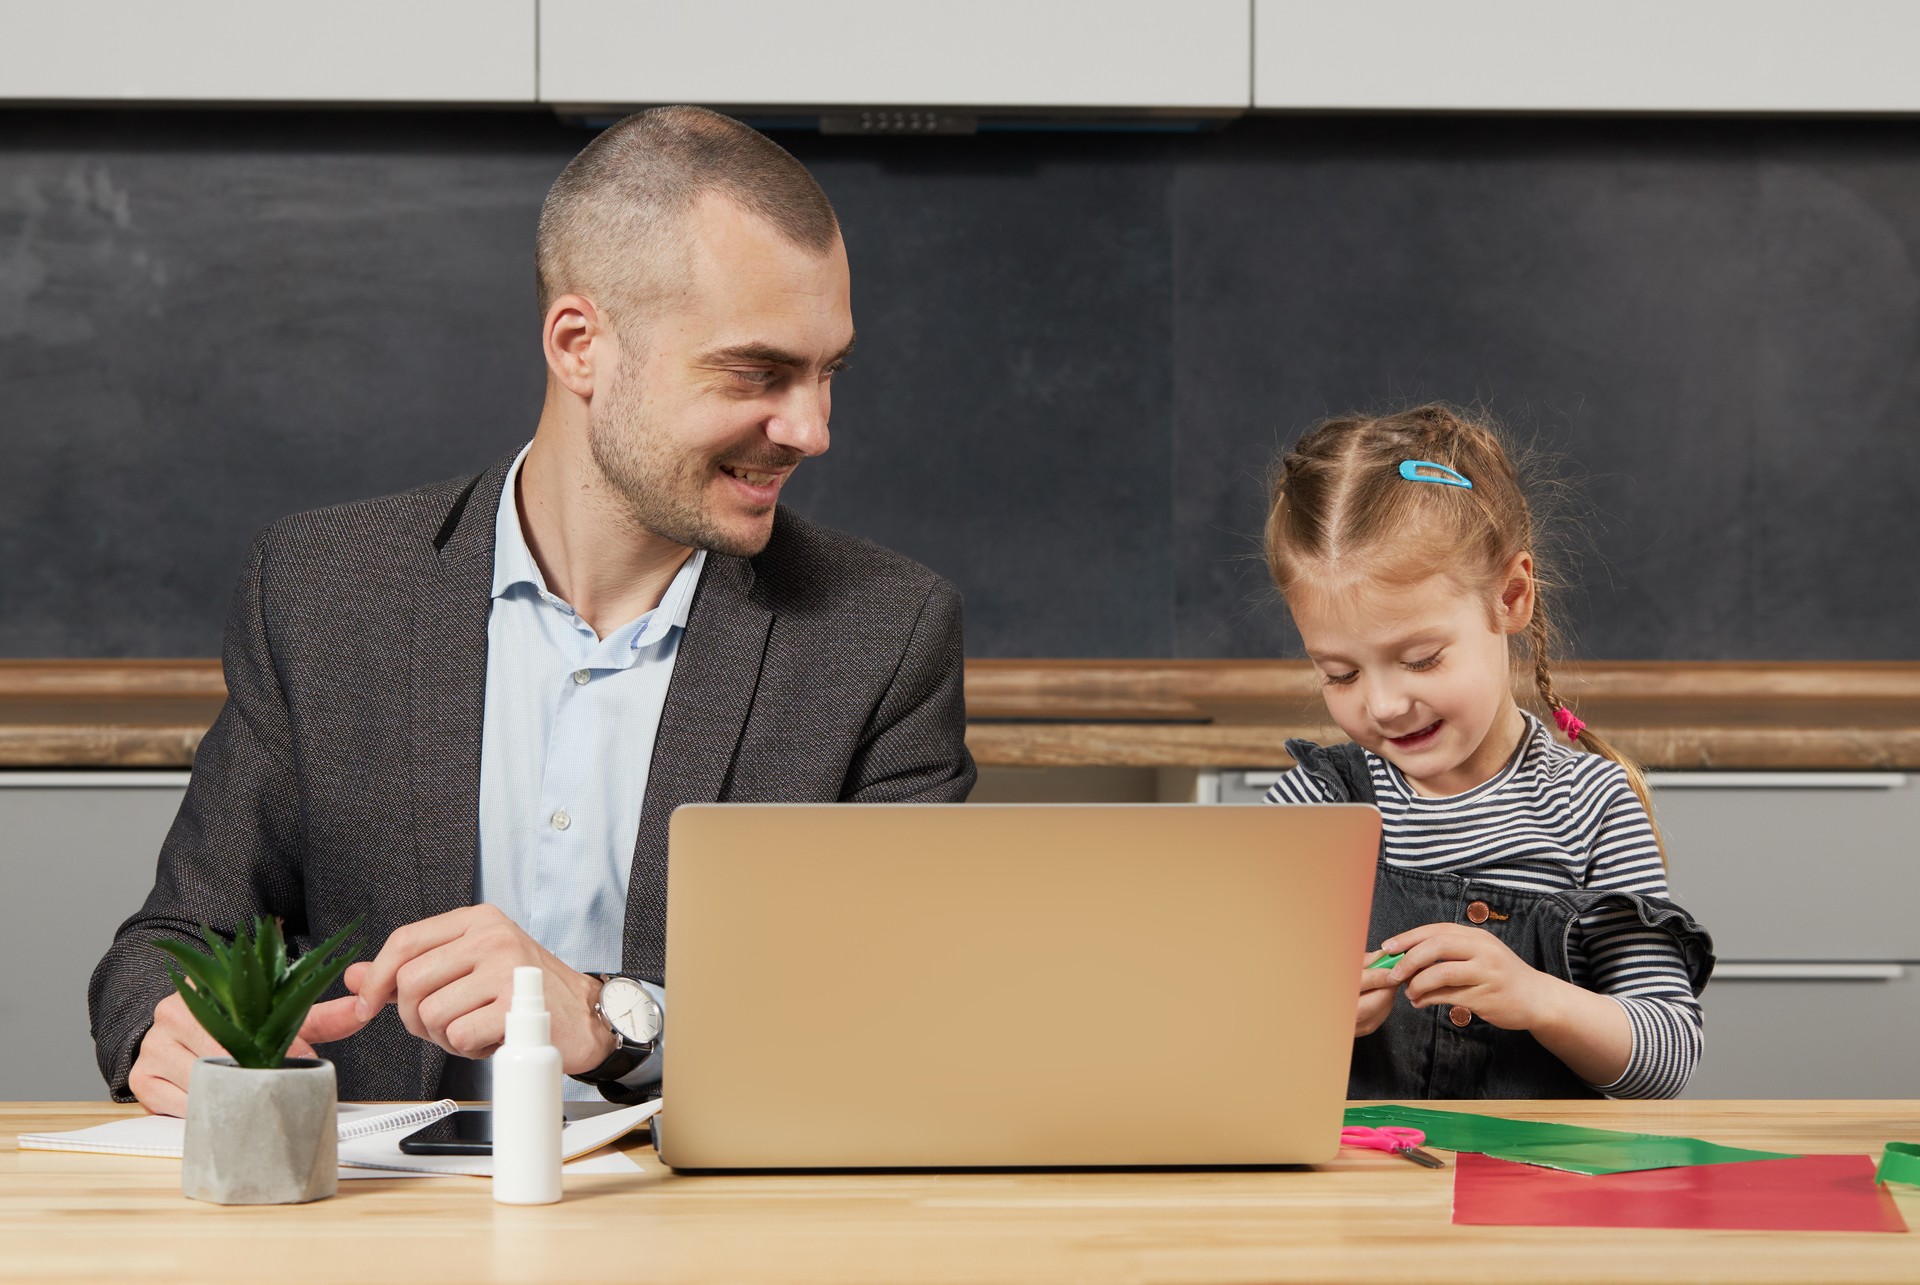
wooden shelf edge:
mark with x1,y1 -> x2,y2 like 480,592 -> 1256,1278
0,659 -> 225,698
5,658 -> 1920,771
6,657 -> 1919,702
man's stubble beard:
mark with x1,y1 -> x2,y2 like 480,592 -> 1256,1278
585,359 -> 779,559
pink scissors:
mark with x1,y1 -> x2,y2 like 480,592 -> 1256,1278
1339,1125 -> 1446,1169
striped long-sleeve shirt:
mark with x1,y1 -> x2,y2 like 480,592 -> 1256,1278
1265,711 -> 1702,1099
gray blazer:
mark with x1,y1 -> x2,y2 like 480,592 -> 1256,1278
89,452 -> 976,1102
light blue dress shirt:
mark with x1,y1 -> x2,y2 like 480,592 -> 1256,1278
475,444 -> 701,1096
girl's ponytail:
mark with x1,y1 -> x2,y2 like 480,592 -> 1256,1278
1526,611 -> 1668,866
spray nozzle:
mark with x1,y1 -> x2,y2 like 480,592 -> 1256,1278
510,965 -> 547,1013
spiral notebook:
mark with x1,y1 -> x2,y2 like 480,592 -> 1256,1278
17,1099 -> 458,1158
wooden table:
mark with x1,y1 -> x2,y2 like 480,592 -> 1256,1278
6,1101 -> 1917,1283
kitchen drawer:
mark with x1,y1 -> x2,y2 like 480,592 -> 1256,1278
1649,773 -> 1917,961
1686,963 -> 1919,1098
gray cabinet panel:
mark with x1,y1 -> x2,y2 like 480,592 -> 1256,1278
1686,966 -> 1920,1099
0,775 -> 184,1101
1649,775 -> 1917,961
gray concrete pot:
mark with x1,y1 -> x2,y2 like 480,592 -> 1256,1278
181,1056 -> 338,1205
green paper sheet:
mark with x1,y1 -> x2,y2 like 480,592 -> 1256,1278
1344,1105 -> 1797,1176
1877,1142 -> 1920,1189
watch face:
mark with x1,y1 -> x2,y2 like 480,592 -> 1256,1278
600,977 -> 662,1043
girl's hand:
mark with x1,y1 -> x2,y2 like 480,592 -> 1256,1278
1355,948 -> 1402,1038
1384,923 -> 1553,1031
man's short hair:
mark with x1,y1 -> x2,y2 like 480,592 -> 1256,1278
534,105 -> 840,325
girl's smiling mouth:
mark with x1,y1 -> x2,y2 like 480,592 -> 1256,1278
1387,720 -> 1444,751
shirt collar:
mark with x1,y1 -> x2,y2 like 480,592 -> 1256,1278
491,443 -> 544,602
492,442 -> 708,650
629,547 -> 705,650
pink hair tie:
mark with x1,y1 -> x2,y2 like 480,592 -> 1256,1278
1553,705 -> 1587,743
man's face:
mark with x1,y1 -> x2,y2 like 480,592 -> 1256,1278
586,193 -> 853,558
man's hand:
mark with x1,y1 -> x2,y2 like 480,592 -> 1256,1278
1355,948 -> 1402,1038
350,905 -> 616,1075
1382,922 -> 1552,1031
128,983 -> 373,1118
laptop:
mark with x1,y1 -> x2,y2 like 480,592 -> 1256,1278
657,803 -> 1379,1170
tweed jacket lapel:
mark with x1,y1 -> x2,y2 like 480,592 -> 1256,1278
623,550 -> 773,981
408,455 -> 510,926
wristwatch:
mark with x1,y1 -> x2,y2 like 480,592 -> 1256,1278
574,975 -> 664,1085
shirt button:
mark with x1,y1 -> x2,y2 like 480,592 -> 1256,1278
551,809 -> 572,832
572,669 -> 591,685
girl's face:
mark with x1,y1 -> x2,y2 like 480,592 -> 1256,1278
1290,555 -> 1534,797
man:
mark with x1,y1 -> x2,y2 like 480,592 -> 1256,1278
90,106 -> 976,1114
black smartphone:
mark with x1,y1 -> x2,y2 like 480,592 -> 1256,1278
399,1108 -> 495,1155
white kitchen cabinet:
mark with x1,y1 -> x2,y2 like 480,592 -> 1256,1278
0,1 -> 536,103
538,0 -> 1251,112
1254,0 -> 1920,113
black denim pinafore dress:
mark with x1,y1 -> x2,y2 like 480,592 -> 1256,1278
1285,738 -> 1716,1099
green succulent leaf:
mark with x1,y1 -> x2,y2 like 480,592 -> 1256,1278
198,925 -> 234,979
160,931 -> 235,1012
257,918 -> 364,1065
228,920 -> 272,1033
157,916 -> 364,1070
169,967 -> 273,1068
265,918 -> 289,985
152,938 -> 234,1012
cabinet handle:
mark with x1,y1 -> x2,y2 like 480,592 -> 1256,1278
1713,963 -> 1906,981
0,771 -> 192,789
1650,772 -> 1906,790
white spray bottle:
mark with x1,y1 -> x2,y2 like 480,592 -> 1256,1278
492,966 -> 562,1205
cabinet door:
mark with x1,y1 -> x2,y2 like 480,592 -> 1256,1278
1649,773 -> 1917,962
539,0 -> 1250,110
1685,964 -> 1919,1098
1254,0 -> 1920,112
0,1 -> 536,102
0,774 -> 187,1100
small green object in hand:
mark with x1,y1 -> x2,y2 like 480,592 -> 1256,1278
1367,951 -> 1406,970
154,915 -> 362,1070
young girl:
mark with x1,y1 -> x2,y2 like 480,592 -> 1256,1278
1263,405 -> 1713,1099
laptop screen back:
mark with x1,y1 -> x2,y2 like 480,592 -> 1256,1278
661,803 -> 1379,1169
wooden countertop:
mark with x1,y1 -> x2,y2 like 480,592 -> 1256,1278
5,1100 -> 1917,1284
3,659 -> 1919,771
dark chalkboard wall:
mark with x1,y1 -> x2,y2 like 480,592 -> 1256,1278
2,110 -> 1915,659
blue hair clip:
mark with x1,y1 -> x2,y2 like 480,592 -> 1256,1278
1398,459 -> 1473,489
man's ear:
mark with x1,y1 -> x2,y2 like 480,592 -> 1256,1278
1498,550 -> 1536,635
542,294 -> 605,399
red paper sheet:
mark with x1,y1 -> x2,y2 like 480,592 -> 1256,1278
1452,1152 -> 1907,1233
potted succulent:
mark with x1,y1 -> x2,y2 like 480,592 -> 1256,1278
157,916 -> 361,1205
